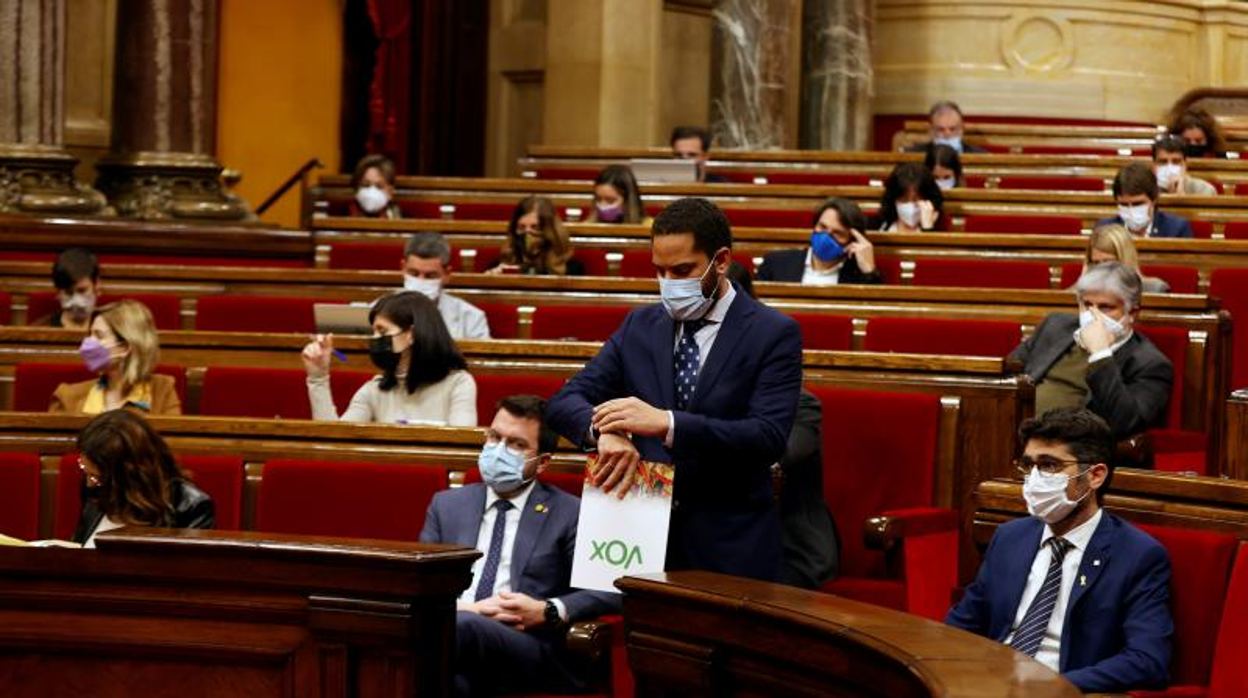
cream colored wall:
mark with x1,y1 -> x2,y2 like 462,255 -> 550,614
216,0 -> 343,228
63,0 -> 116,182
874,0 -> 1248,123
658,3 -> 712,143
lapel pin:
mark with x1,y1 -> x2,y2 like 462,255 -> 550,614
534,504 -> 548,514
1093,559 -> 1101,566
1079,574 -> 1087,587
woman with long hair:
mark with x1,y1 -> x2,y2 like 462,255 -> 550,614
1081,224 -> 1171,293
876,162 -> 945,232
588,165 -> 647,224
491,195 -> 583,275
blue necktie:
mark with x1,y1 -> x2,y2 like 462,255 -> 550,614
674,319 -> 708,411
1009,537 -> 1072,656
474,499 -> 514,601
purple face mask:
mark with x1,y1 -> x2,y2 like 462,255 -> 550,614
595,203 -> 624,223
79,337 -> 114,373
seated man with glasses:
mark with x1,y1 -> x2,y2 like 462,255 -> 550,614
946,407 -> 1172,692
419,394 -> 621,697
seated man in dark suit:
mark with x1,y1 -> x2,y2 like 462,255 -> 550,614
670,125 -> 727,183
902,100 -> 989,154
755,197 -> 882,286
947,407 -> 1172,692
1009,262 -> 1172,440
420,394 -> 622,696
1097,162 -> 1194,238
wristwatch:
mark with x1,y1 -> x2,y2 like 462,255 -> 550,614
544,599 -> 564,628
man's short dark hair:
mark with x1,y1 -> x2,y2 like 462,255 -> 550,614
351,154 -> 397,188
1112,162 -> 1159,201
670,125 -> 711,151
52,247 -> 99,290
651,197 -> 732,255
929,100 -> 965,119
1019,408 -> 1115,503
404,232 -> 451,265
810,197 -> 868,232
1151,135 -> 1187,160
497,394 -> 558,454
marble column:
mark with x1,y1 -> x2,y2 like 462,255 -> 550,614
95,0 -> 249,220
710,0 -> 802,150
800,0 -> 874,150
0,0 -> 108,214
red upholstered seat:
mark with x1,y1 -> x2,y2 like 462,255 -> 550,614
200,367 -> 374,419
531,167 -> 600,180
328,241 -> 402,270
196,295 -> 338,333
1136,326 -> 1187,431
963,214 -> 1083,235
874,254 -> 902,284
14,362 -> 186,413
0,453 -> 41,540
0,291 -> 11,325
55,452 -> 84,540
911,258 -> 1052,289
1020,145 -> 1123,156
720,208 -> 812,229
463,468 -> 585,499
1141,265 -> 1200,294
995,175 -> 1107,192
1137,325 -> 1207,475
1060,263 -> 1083,289
1223,222 -> 1248,240
812,387 -> 955,620
788,313 -> 853,351
759,172 -> 871,186
255,459 -> 447,540
863,317 -> 1021,358
1205,543 -> 1248,698
474,374 -> 567,427
27,291 -> 183,330
99,254 -> 307,268
573,248 -> 609,277
1211,269 -> 1248,390
619,250 -> 654,278
530,304 -> 632,342
1190,220 -> 1214,239
441,202 -> 516,221
476,302 -> 520,339
178,455 -> 245,530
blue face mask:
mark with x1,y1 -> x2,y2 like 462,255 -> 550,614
933,135 -> 963,153
478,441 -> 534,494
659,250 -> 722,322
809,231 -> 846,262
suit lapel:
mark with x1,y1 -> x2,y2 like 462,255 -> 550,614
510,483 -> 552,585
997,520 -> 1045,640
454,485 -> 488,548
691,290 -> 753,409
653,308 -> 677,409
1059,514 -> 1114,671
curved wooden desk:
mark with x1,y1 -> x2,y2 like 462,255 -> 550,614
617,571 -> 1080,697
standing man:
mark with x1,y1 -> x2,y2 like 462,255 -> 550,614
947,407 -> 1171,693
400,232 -> 490,340
546,197 -> 804,581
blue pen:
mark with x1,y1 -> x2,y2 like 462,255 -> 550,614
332,349 -> 348,363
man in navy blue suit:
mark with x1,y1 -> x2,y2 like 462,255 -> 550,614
546,197 -> 804,582
946,407 -> 1172,692
420,395 -> 621,696
1097,162 -> 1193,238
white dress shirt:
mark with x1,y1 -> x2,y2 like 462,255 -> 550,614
1006,508 -> 1103,672
460,481 -> 536,602
799,248 -> 842,286
664,282 -> 738,445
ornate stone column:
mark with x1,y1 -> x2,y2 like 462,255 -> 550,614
0,0 -> 108,214
800,0 -> 874,150
95,0 -> 249,220
709,0 -> 802,150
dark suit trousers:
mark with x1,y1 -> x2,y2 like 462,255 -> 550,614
454,612 -> 586,696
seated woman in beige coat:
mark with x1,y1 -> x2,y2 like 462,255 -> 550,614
301,291 -> 477,425
49,299 -> 181,415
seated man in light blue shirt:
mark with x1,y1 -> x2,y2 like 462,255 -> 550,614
401,232 -> 490,340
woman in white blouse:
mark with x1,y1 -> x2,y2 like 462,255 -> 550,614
301,291 -> 477,425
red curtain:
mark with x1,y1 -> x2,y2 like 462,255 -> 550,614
365,0 -> 413,171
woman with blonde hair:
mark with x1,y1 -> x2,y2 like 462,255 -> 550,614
49,299 -> 181,414
489,195 -> 584,275
1083,224 -> 1171,293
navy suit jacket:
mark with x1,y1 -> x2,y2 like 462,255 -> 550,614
946,513 -> 1172,692
1095,210 -> 1193,238
546,287 -> 803,581
755,248 -> 883,285
419,482 -> 621,622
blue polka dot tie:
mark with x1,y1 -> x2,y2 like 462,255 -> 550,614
1009,537 -> 1072,656
674,319 -> 708,411
474,499 -> 514,602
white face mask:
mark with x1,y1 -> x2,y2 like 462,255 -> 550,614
356,185 -> 390,214
1117,203 -> 1152,233
1022,467 -> 1091,524
1155,164 -> 1183,189
403,274 -> 442,301
58,289 -> 96,322
933,135 -> 963,153
659,253 -> 721,322
935,177 -> 956,191
895,201 -> 921,228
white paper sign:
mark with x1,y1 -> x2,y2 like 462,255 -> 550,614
571,455 -> 675,593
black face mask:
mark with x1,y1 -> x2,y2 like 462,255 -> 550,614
368,334 -> 401,372
1183,143 -> 1208,158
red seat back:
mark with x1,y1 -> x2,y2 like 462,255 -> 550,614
810,387 -> 941,579
196,295 -> 337,333
573,248 -> 609,277
0,453 -> 41,540
476,302 -> 519,339
1223,222 -> 1248,240
328,241 -> 402,270
200,367 -> 374,419
995,175 -> 1106,192
256,459 -> 447,540
14,363 -> 186,413
788,313 -> 853,351
963,215 -> 1083,235
1137,524 -> 1238,688
1190,220 -> 1215,239
179,455 -> 244,530
0,291 -> 11,325
55,452 -> 84,540
474,374 -> 568,427
531,167 -> 600,181
864,317 -> 1021,358
1210,543 -> 1248,698
1136,326 -> 1187,431
27,292 -> 183,330
912,258 -> 1052,289
1211,269 -> 1248,389
620,250 -> 654,278
1140,265 -> 1200,294
463,468 -> 585,498
530,304 -> 632,342
720,208 -> 812,229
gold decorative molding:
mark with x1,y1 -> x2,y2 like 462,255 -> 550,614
94,151 -> 252,221
0,143 -> 109,215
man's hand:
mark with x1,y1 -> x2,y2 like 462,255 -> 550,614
592,397 -> 668,438
918,200 -> 939,230
496,592 -> 548,631
457,597 -> 504,617
593,432 -> 640,499
1081,309 -> 1115,354
845,229 -> 875,273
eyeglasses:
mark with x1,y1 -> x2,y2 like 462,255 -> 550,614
1013,456 -> 1086,477
78,458 -> 102,487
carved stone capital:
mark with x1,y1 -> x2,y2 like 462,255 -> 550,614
94,151 -> 253,221
0,144 -> 110,215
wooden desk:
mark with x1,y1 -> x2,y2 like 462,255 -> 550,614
0,527 -> 478,697
616,570 -> 1081,697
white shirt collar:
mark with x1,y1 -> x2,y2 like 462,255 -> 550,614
484,479 -> 537,512
1042,507 -> 1102,552
803,248 -> 843,276
702,277 -> 737,324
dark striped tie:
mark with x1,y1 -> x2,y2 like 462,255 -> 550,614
1009,537 -> 1072,656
